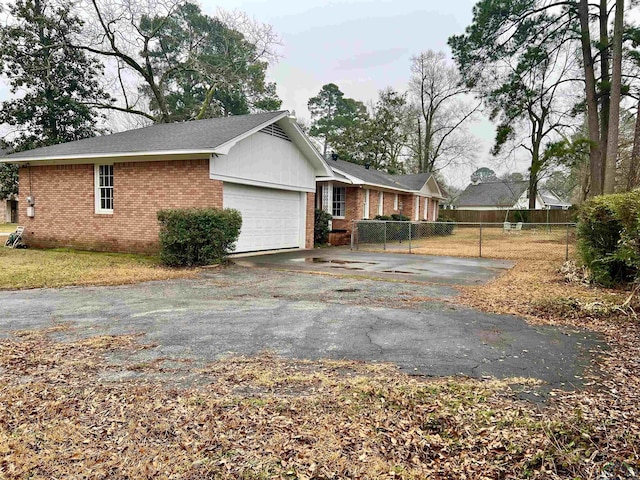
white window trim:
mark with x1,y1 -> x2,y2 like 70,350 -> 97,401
94,163 -> 114,214
394,194 -> 399,211
332,185 -> 346,219
378,191 -> 384,216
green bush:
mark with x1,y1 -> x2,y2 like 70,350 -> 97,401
577,190 -> 640,286
314,209 -> 332,245
157,208 -> 242,267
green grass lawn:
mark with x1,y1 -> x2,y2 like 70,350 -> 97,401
0,247 -> 198,289
0,223 -> 17,234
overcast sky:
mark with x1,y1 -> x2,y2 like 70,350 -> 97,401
0,0 -> 504,186
201,0 -> 499,185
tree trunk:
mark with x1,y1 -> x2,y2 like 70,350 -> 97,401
628,97 -> 640,191
603,0 -> 624,194
416,114 -> 423,172
578,0 -> 603,196
598,0 -> 610,187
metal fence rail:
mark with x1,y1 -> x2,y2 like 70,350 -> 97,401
351,221 -> 577,261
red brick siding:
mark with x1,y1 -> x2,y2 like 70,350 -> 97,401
331,186 -> 362,231
19,160 -> 223,253
399,194 -> 412,219
305,192 -> 314,249
383,192 -> 399,216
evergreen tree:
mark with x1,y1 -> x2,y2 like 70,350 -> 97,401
0,0 -> 111,152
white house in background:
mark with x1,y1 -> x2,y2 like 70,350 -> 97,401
455,180 -> 571,210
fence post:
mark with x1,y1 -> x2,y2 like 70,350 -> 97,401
383,221 -> 387,251
351,221 -> 356,251
408,221 -> 412,254
565,223 -> 570,261
479,223 -> 483,258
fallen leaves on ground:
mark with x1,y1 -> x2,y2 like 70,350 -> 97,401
456,258 -> 640,480
0,323 -> 638,479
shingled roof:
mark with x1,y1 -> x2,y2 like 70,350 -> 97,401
328,159 -> 437,194
3,111 -> 287,161
456,180 -> 529,208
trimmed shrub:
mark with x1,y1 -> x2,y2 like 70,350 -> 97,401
314,209 -> 332,245
577,190 -> 640,286
157,208 -> 242,267
391,213 -> 410,221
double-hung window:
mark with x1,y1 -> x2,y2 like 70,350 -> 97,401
95,164 -> 114,214
332,186 -> 346,218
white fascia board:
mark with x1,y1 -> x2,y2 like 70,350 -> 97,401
1,150 -> 214,165
211,173 -> 315,193
213,111 -> 290,155
278,117 -> 335,177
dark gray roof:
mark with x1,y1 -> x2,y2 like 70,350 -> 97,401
329,159 -> 433,192
391,172 -> 432,191
456,180 -> 529,207
5,111 -> 286,160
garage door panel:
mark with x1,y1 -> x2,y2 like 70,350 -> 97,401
223,183 -> 302,253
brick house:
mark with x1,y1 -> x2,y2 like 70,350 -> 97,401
316,158 -> 444,241
0,111 -> 332,253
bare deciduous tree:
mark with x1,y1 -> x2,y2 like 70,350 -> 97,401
407,50 -> 480,174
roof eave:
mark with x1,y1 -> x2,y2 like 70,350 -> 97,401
0,149 -> 215,164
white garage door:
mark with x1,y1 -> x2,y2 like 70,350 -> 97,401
223,183 -> 304,253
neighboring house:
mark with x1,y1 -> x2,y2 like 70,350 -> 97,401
0,111 -> 332,253
316,158 -> 445,235
455,180 -> 571,210
0,147 -> 18,223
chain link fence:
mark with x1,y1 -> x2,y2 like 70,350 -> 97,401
351,221 -> 577,261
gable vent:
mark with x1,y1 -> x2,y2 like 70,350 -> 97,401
260,123 -> 291,142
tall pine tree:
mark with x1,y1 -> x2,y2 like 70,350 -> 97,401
0,0 -> 111,153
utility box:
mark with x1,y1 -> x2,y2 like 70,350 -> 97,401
26,206 -> 35,218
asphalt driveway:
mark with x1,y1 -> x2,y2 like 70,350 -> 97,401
0,257 -> 602,390
233,248 -> 514,285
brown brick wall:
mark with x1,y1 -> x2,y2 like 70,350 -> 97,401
305,192 -> 314,249
332,186 -> 362,231
400,194 -> 413,219
18,160 -> 223,253
382,192 -> 399,217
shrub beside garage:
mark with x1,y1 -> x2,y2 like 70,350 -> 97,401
577,190 -> 640,286
314,209 -> 332,245
157,208 -> 242,267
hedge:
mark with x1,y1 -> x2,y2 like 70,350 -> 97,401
314,209 -> 332,245
577,190 -> 640,286
157,208 -> 242,267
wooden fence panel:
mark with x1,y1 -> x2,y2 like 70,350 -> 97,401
441,209 -> 575,224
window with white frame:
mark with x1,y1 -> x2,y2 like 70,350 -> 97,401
378,191 -> 384,215
95,164 -> 114,213
394,194 -> 399,210
332,186 -> 346,218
